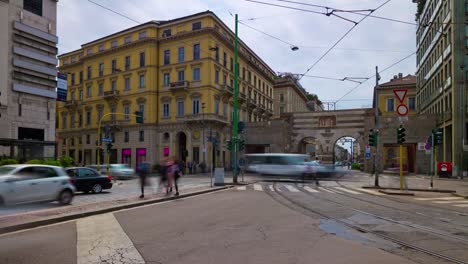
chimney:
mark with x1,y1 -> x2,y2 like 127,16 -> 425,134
393,75 -> 398,80
398,73 -> 403,79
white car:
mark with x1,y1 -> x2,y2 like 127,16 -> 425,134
0,164 -> 76,206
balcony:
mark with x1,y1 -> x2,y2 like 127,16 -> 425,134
184,113 -> 228,124
169,81 -> 190,92
258,103 -> 266,112
247,98 -> 256,108
219,84 -> 233,97
103,90 -> 120,103
64,99 -> 80,110
239,92 -> 246,103
101,119 -> 130,130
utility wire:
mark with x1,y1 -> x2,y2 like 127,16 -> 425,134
335,51 -> 416,103
238,21 -> 298,47
299,0 -> 391,80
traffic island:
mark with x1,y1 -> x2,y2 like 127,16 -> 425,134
362,186 -> 456,193
378,189 -> 415,196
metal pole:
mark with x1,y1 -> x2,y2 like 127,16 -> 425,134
430,134 -> 434,188
399,144 -> 403,191
210,127 -> 213,187
202,103 -> 205,164
232,14 -> 239,183
374,66 -> 380,187
460,66 -> 465,178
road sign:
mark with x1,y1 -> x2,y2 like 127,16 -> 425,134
365,145 -> 371,160
101,138 -> 113,143
393,89 -> 408,103
397,104 -> 409,116
425,135 -> 432,150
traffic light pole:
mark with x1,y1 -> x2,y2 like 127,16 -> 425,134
232,14 -> 239,183
399,144 -> 403,191
374,66 -> 380,187
430,134 -> 434,188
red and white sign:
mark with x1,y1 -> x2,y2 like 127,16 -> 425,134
393,89 -> 408,103
397,104 -> 408,116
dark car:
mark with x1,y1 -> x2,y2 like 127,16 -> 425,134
65,167 -> 112,193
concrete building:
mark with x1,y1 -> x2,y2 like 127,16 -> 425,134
273,73 -> 309,117
57,11 -> 275,169
0,0 -> 58,161
415,0 -> 468,176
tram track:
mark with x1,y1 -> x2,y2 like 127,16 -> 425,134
264,182 -> 468,264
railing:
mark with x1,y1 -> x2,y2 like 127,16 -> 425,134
103,90 -> 120,98
185,113 -> 228,123
169,81 -> 190,90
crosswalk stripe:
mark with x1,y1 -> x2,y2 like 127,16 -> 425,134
304,186 -> 319,193
284,185 -> 300,192
318,187 -> 336,194
453,204 -> 468,207
253,184 -> 263,191
334,186 -> 361,195
432,200 -> 468,204
77,213 -> 145,264
353,188 -> 384,196
415,197 -> 463,201
268,185 -> 274,192
236,186 -> 246,191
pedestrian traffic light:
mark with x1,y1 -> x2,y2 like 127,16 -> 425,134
433,128 -> 443,145
238,139 -> 245,151
135,111 -> 143,124
106,143 -> 113,153
368,129 -> 378,147
397,125 -> 406,144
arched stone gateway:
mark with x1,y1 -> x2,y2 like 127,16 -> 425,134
291,109 -> 374,164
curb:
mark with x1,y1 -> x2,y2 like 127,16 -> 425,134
362,186 -> 456,193
451,193 -> 468,199
0,186 -> 233,235
378,190 -> 415,196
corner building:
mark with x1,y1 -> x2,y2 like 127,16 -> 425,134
415,0 -> 468,175
57,11 -> 275,168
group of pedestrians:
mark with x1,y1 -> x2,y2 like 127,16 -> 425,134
136,156 -> 183,199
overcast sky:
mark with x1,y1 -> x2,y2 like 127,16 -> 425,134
57,0 -> 417,109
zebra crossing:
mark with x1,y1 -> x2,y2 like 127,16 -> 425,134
414,196 -> 468,208
235,184 -> 373,196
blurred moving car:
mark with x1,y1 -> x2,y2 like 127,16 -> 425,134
87,164 -> 135,180
244,153 -> 310,176
0,164 -> 75,206
334,161 -> 343,166
303,160 -> 335,176
66,167 -> 113,193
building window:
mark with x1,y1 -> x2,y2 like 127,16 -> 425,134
86,135 -> 90,144
98,83 -> 103,96
386,98 -> 395,112
230,58 -> 233,71
163,29 -> 172,37
215,48 -> 219,62
280,94 -> 284,102
87,48 -> 93,56
163,103 -> 170,118
193,44 -> 200,60
98,44 -> 104,52
215,70 -> 219,84
70,114 -> 75,128
71,91 -> 75,101
139,31 -> 147,39
215,100 -> 220,115
79,90 -> 83,101
86,111 -> 91,126
97,109 -> 103,122
139,74 -> 145,88
78,113 -> 83,127
124,36 -> 132,44
124,105 -> 130,120
163,73 -> 170,86
139,131 -> 144,142
111,80 -> 116,91
79,71 -> 83,83
177,101 -> 185,117
192,21 -> 202,30
125,56 -> 130,70
87,66 -> 92,79
99,63 -> 104,77
111,59 -> 117,73
139,52 -> 145,67
24,0 -> 43,16
223,52 -> 227,67
223,103 -> 227,117
111,40 -> 118,48
192,99 -> 200,114
124,77 -> 130,91
137,103 -> 145,120
164,50 -> 170,65
193,68 -> 200,81
177,70 -> 184,81
124,131 -> 129,143
223,74 -> 227,85
230,79 -> 234,88
408,97 -> 416,110
242,67 -> 246,80
71,73 -> 75,85
178,47 -> 185,63
62,114 -> 67,129
86,85 -> 92,97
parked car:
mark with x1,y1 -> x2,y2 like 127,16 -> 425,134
334,161 -> 343,166
0,164 -> 75,206
66,167 -> 113,193
87,164 -> 135,180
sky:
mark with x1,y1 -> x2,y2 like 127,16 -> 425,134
57,0 -> 417,110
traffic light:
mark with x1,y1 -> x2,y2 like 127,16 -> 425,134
238,121 -> 245,134
397,125 -> 406,144
238,139 -> 245,151
226,140 -> 233,151
135,111 -> 143,124
433,128 -> 443,145
106,143 -> 113,153
368,129 -> 378,147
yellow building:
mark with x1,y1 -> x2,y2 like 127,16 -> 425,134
57,11 -> 275,169
273,73 -> 309,117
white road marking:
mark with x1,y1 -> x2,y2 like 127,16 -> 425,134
414,197 -> 463,201
236,186 -> 246,191
453,204 -> 468,208
318,187 -> 336,194
77,213 -> 145,264
284,185 -> 300,192
268,185 -> 274,192
334,186 -> 361,195
253,184 -> 263,191
432,200 -> 468,204
304,186 -> 319,193
352,188 -> 384,196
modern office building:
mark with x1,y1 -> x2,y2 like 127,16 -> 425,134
57,11 -> 275,168
0,0 -> 58,161
415,0 -> 467,176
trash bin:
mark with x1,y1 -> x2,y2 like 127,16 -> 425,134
438,162 -> 452,178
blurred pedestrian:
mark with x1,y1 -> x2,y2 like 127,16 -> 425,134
173,160 -> 182,196
165,157 -> 175,195
188,161 -> 193,175
137,156 -> 150,198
